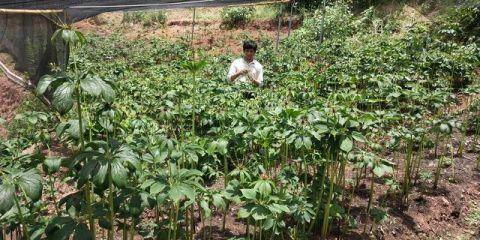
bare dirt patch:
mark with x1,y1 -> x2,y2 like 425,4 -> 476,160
74,10 -> 301,56
0,75 -> 26,138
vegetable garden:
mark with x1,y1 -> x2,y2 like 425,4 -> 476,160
1,1 -> 480,239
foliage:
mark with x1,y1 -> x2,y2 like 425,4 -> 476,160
434,1 -> 480,43
123,10 -> 167,27
221,7 -> 255,28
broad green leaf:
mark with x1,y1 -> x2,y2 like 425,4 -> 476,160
0,184 -> 14,213
168,185 -> 184,203
217,139 -> 228,155
370,207 -> 389,223
252,206 -> 269,220
78,159 -> 99,187
114,146 -> 139,169
375,164 -> 393,177
0,205 -> 18,221
140,179 -> 155,190
352,131 -> 366,142
44,157 -> 62,174
45,216 -> 76,240
98,217 -> 112,230
373,166 -> 385,178
303,136 -> 312,149
179,184 -> 196,201
237,207 -> 250,218
80,75 -> 102,96
18,169 -> 43,201
100,81 -> 115,103
128,194 -> 143,217
36,75 -> 56,96
66,120 -> 83,139
92,163 -> 108,186
269,203 -> 290,214
98,117 -> 113,132
212,194 -> 225,209
52,81 -> 74,114
240,189 -> 257,200
73,223 -> 91,240
200,200 -> 212,218
340,137 -> 353,152
294,137 -> 303,149
317,124 -> 329,134
111,161 -> 128,187
150,182 -> 167,195
254,180 -> 272,196
234,126 -> 246,134
439,123 -> 451,134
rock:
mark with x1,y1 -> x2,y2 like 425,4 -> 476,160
440,197 -> 450,207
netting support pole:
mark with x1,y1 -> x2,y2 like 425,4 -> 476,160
190,8 -> 196,62
287,0 -> 295,38
275,4 -> 283,50
319,0 -> 327,44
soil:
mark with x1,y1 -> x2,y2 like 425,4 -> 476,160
0,75 -> 26,139
74,11 -> 301,56
343,144 -> 480,240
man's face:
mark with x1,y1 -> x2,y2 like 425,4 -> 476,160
244,49 -> 255,61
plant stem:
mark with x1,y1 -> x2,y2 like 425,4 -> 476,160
13,195 -> 29,239
308,163 -> 327,232
413,137 -> 425,186
172,205 -> 179,240
366,170 -> 375,217
402,139 -> 413,202
108,163 -> 115,240
123,217 -> 128,240
190,204 -> 195,239
433,157 -> 443,189
321,161 -> 337,238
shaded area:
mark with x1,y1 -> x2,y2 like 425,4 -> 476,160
0,0 -> 285,21
0,13 -> 60,81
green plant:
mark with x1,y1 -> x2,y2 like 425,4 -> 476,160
0,167 -> 42,239
221,7 -> 255,28
123,10 -> 167,27
3,2 -> 479,239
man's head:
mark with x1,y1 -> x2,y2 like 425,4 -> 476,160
243,40 -> 257,62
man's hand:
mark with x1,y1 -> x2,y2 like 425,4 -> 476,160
230,69 -> 249,82
239,69 -> 249,75
250,77 -> 261,87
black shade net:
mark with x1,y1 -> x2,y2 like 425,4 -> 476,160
0,0 -> 283,21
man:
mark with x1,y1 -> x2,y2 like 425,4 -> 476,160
227,40 -> 264,87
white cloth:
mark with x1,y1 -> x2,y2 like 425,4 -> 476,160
227,58 -> 263,86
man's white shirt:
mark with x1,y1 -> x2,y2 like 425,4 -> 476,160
227,58 -> 264,86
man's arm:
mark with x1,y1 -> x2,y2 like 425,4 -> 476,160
250,65 -> 263,87
227,62 -> 248,82
227,62 -> 237,82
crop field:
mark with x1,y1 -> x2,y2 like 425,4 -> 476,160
0,1 -> 479,240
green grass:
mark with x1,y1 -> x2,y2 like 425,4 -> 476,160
466,203 -> 480,226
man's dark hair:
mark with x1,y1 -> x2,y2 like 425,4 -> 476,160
243,40 -> 258,52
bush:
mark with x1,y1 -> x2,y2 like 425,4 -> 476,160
435,1 -> 480,42
123,10 -> 167,27
220,7 -> 255,28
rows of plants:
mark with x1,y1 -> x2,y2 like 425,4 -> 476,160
1,2 -> 479,240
